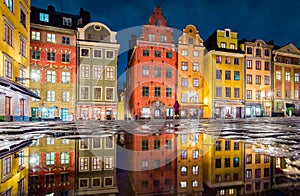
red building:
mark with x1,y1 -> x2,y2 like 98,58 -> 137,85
126,6 -> 178,119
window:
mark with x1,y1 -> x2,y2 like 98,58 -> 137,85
142,140 -> 148,150
92,157 -> 101,170
142,181 -> 149,188
234,157 -> 239,167
80,158 -> 89,171
31,89 -> 40,101
256,75 -> 261,84
165,139 -> 172,149
230,43 -> 235,49
192,150 -> 199,159
81,49 -> 89,57
106,67 -> 114,80
106,88 -> 114,100
181,94 -> 188,103
81,65 -> 90,78
220,42 -> 226,48
255,169 -> 261,178
225,158 -> 230,167
286,90 -> 290,98
295,90 -> 299,99
181,78 -> 188,87
181,50 -> 188,56
62,53 -> 70,63
47,33 -> 55,43
61,71 -> 70,84
192,180 -> 198,187
31,31 -> 40,40
181,62 -> 188,71
154,50 -> 161,57
46,174 -> 54,184
181,150 -> 187,159
256,61 -> 261,70
265,76 -> 270,85
106,51 -> 114,59
276,57 -> 281,62
92,138 -> 101,149
193,50 -> 199,57
216,141 -> 221,151
104,156 -> 113,169
181,166 -> 187,176
286,72 -> 291,81
276,71 -> 281,80
216,70 -> 222,79
46,70 -> 56,83
234,71 -> 240,80
4,0 -> 13,12
215,158 -> 221,168
264,49 -> 270,56
225,29 -> 230,37
247,60 -> 252,69
142,50 -> 149,56
225,140 -> 230,150
276,102 -> 282,109
39,13 -> 49,22
188,37 -> 194,44
192,165 -> 199,175
246,169 -> 252,179
79,178 -> 88,188
295,73 -> 299,82
62,91 -> 70,102
215,175 -> 221,182
276,90 -> 281,97
181,134 -> 187,143
225,174 -> 230,181
286,58 -> 291,64
256,48 -> 261,56
46,52 -> 56,61
2,156 -> 12,178
166,51 -> 172,58
63,17 -> 72,26
154,67 -> 161,77
225,56 -> 231,64
225,70 -> 231,80
153,159 -> 161,169
265,62 -> 270,70
47,91 -> 55,102
93,66 -> 102,79
4,58 -> 12,79
80,139 -> 88,149
225,87 -> 231,97
234,88 -> 240,98
149,34 -> 155,41
247,47 -> 253,54
256,90 -> 261,100
166,87 -> 172,97
4,22 -> 13,46
160,34 -> 166,43
255,154 -> 261,163
142,86 -> 149,97
45,152 -> 55,165
142,66 -> 150,76
142,160 -> 149,170
31,50 -> 40,60
247,74 -> 252,84
20,7 -> 27,28
105,136 -> 113,149
234,58 -> 239,65
264,168 -> 270,177
154,140 -> 160,150
193,62 -> 199,71
247,90 -> 252,99
193,78 -> 199,87
216,55 -> 222,63
80,87 -> 89,99
61,173 -> 69,183
216,87 -> 222,97
180,181 -> 187,188
62,36 -> 70,44
20,36 -> 26,57
60,152 -> 70,164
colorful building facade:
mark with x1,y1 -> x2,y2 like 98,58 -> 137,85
29,6 -> 89,121
126,6 -> 177,119
178,25 -> 206,119
240,40 -> 273,117
0,0 -> 40,121
76,22 -> 119,120
204,28 -> 245,119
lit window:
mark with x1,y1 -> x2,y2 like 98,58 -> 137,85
79,158 -> 89,171
93,87 -> 102,100
106,51 -> 114,59
286,72 -> 291,81
181,50 -> 188,56
31,31 -> 40,40
61,71 -> 70,84
4,0 -> 13,12
45,152 -> 55,165
276,71 -> 281,80
193,50 -> 199,57
62,91 -> 70,102
180,181 -> 187,188
106,67 -> 114,80
81,65 -> 90,78
46,91 -> 55,102
39,13 -> 49,22
106,88 -> 114,100
60,152 -> 70,164
104,156 -> 113,170
47,33 -> 55,42
80,87 -> 89,99
46,70 -> 56,83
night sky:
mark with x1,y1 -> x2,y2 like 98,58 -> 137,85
31,0 -> 300,82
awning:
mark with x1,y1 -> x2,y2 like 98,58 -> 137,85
0,77 -> 40,99
215,101 -> 245,107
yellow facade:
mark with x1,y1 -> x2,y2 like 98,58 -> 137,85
204,29 -> 244,119
177,132 -> 204,195
203,134 -> 244,195
240,40 -> 273,117
0,143 -> 29,195
178,25 -> 206,118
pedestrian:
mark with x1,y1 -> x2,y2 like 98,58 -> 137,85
173,100 -> 180,119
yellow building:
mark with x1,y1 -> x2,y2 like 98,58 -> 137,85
0,0 -> 39,121
243,143 -> 271,194
0,141 -> 30,195
203,134 -> 244,195
204,28 -> 245,119
178,25 -> 206,118
240,40 -> 273,117
177,132 -> 204,195
117,90 -> 125,120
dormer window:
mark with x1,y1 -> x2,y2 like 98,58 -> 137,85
225,29 -> 231,38
39,13 -> 49,22
220,42 -> 226,48
63,17 -> 72,26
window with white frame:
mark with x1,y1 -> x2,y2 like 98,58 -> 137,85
19,67 -> 26,84
142,160 -> 149,170
18,151 -> 25,167
276,71 -> 281,80
20,36 -> 26,57
31,31 -> 40,40
93,66 -> 102,79
63,17 -> 72,26
81,65 -> 90,78
31,89 -> 40,101
62,53 -> 70,63
93,87 -> 102,100
61,71 -> 70,84
193,78 -> 199,87
104,157 -> 113,170
4,21 -> 13,46
193,50 -> 199,57
79,178 -> 88,188
106,88 -> 113,100
39,13 -> 49,22
46,70 -> 56,83
295,73 -> 299,82
92,157 -> 101,170
193,62 -> 199,71
47,91 -> 55,102
192,150 -> 199,159
80,86 -> 89,99
46,52 -> 56,61
47,33 -> 55,42
106,67 -> 114,80
220,42 -> 226,48
192,165 -> 199,175
106,51 -> 114,59
154,66 -> 161,77
62,91 -> 70,102
18,178 -> 25,196
180,181 -> 187,188
94,49 -> 102,58
286,72 -> 291,81
181,78 -> 188,87
142,66 -> 150,76
230,43 -> 235,49
46,137 -> 54,144
92,138 -> 101,149
104,177 -> 113,186
4,58 -> 12,79
181,49 -> 188,56
216,87 -> 222,97
2,156 -> 12,179
20,6 -> 27,28
60,152 -> 70,164
80,139 -> 89,149
62,36 -> 70,44
149,34 -> 155,42
4,0 -> 13,12
45,152 -> 55,165
79,158 -> 89,171
31,49 -> 40,60
181,62 -> 188,71
295,90 -> 299,99
160,34 -> 166,43
181,94 -> 188,103
81,48 -> 89,57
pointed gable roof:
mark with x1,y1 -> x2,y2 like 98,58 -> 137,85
276,43 -> 300,55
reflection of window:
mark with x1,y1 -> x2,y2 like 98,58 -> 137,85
80,87 -> 89,100
142,50 -> 149,56
47,33 -> 55,43
224,158 -> 230,167
216,56 -> 222,63
247,90 -> 252,99
247,60 -> 252,69
104,157 -> 113,170
62,91 -> 70,102
45,152 -> 55,165
216,70 -> 222,79
46,91 -> 55,102
246,169 -> 252,179
46,52 -> 56,61
62,36 -> 70,44
154,67 -> 161,77
81,49 -> 89,57
181,78 -> 188,87
181,166 -> 187,176
166,51 -> 172,58
181,150 -> 187,159
154,87 -> 161,97
5,0 -> 13,12
62,53 -> 70,63
61,71 -> 70,84
142,66 -> 150,76
142,140 -> 148,151
79,178 -> 88,188
142,86 -> 149,97
106,51 -> 114,59
31,31 -> 40,40
104,177 -> 113,186
93,87 -> 102,100
39,13 -> 49,22
81,65 -> 89,78
105,67 -> 114,80
192,150 -> 199,159
60,152 -> 70,164
92,157 -> 101,170
215,158 -> 221,168
46,174 -> 54,184
149,34 -> 155,42
3,157 -> 12,177
276,71 -> 281,80
166,88 -> 172,97
192,166 -> 198,175
31,50 -> 40,60
79,158 -> 89,171
105,88 -> 113,100
225,70 -> 231,80
181,50 -> 188,56
93,66 -> 102,79
63,17 -> 72,26
142,160 -> 148,170
105,136 -> 113,149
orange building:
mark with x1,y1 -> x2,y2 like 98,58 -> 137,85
126,6 -> 177,119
